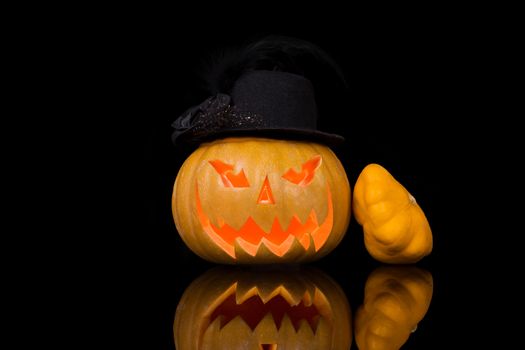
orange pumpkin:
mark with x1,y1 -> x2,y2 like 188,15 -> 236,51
174,266 -> 352,350
354,266 -> 433,350
172,137 -> 351,264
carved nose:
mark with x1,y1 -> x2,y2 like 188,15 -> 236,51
257,176 -> 275,204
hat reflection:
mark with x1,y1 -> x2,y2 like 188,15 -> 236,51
354,266 -> 433,350
174,267 -> 351,350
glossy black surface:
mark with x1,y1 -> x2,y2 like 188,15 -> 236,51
75,15 -> 484,349
134,30 -> 459,349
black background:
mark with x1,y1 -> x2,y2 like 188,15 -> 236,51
57,9 -> 497,349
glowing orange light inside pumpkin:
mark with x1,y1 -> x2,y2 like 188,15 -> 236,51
257,176 -> 275,204
195,183 -> 334,258
209,160 -> 250,187
282,155 -> 322,186
260,345 -> 277,350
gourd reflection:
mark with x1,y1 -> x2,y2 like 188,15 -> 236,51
354,266 -> 433,350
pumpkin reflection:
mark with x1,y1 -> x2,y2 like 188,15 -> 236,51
174,266 -> 352,350
354,266 -> 433,350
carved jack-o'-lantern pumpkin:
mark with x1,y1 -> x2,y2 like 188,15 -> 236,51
174,267 -> 352,350
171,52 -> 353,263
172,137 -> 351,264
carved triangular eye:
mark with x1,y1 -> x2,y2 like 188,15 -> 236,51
282,155 -> 322,186
209,160 -> 250,188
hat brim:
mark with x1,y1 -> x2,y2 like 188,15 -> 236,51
173,127 -> 344,149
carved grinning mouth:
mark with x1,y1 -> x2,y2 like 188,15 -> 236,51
195,183 -> 334,258
212,292 -> 320,332
204,283 -> 332,334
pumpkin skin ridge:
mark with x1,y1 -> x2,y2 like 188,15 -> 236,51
172,137 -> 351,264
173,146 -> 224,261
310,142 -> 351,257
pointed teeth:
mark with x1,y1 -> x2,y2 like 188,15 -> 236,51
297,318 -> 315,337
203,315 -> 257,348
217,216 -> 226,228
315,316 -> 331,335
234,240 -> 256,260
306,234 -> 316,254
280,287 -> 303,306
271,217 -> 284,234
308,209 -> 319,226
206,207 -> 329,259
304,285 -> 317,303
298,233 -> 311,250
235,286 -> 259,304
302,291 -> 313,307
234,279 -> 257,301
234,283 -> 304,305
268,286 -> 303,306
235,237 -> 259,256
260,235 -> 296,257
279,235 -> 316,262
311,315 -> 322,333
312,288 -> 332,316
201,316 -> 223,348
280,313 -> 296,334
234,285 -> 303,306
206,315 -> 222,333
256,286 -> 280,304
232,222 -> 321,260
254,312 -> 278,333
221,315 -> 253,334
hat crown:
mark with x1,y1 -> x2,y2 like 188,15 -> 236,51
231,70 -> 318,131
171,70 -> 344,147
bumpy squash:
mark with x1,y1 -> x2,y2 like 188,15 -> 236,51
353,164 -> 432,263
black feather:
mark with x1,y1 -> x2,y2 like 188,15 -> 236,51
202,35 -> 348,95
191,36 -> 350,140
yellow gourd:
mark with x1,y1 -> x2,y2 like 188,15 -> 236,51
354,266 -> 433,350
353,164 -> 432,263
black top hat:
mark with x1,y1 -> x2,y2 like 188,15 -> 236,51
172,70 -> 344,147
